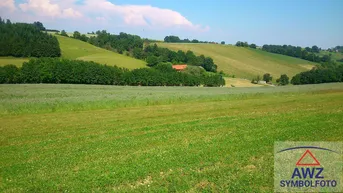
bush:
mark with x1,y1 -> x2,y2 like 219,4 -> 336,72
263,73 -> 272,82
276,74 -> 289,85
251,75 -> 261,84
0,64 -> 21,83
60,30 -> 68,37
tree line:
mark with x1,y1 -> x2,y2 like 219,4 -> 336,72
0,58 -> 224,87
251,60 -> 343,86
326,46 -> 343,53
0,18 -> 61,57
164,35 -> 218,44
235,41 -> 257,49
291,65 -> 343,85
262,44 -> 331,63
87,30 -> 143,54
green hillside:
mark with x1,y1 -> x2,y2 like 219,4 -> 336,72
55,35 -> 146,69
0,35 -> 146,69
157,43 -> 316,79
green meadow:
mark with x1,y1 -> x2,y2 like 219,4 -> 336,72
56,35 -> 146,69
0,57 -> 29,67
0,35 -> 146,69
157,43 -> 316,79
1,83 -> 343,192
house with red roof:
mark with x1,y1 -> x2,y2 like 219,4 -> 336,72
172,64 -> 187,71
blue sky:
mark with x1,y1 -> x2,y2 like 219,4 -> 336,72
1,0 -> 342,48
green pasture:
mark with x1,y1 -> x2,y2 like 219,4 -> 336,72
56,35 -> 146,69
1,83 -> 343,192
0,57 -> 29,67
158,43 -> 316,79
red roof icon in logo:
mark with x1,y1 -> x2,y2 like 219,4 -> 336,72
296,149 -> 320,166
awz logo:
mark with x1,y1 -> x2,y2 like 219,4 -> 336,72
274,142 -> 342,192
279,148 -> 337,188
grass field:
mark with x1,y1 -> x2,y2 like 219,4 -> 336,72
157,43 -> 316,79
0,35 -> 146,69
224,77 -> 264,87
1,83 -> 343,192
0,57 -> 30,67
56,35 -> 146,69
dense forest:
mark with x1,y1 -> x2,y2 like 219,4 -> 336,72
291,65 -> 343,85
262,44 -> 331,63
0,18 -> 61,57
88,31 -> 143,53
0,58 -> 224,86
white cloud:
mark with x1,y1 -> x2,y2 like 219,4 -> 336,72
19,0 -> 82,18
62,8 -> 82,18
8,0 -> 209,32
0,0 -> 17,12
81,0 -> 208,31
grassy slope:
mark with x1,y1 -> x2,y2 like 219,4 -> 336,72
56,35 -> 146,69
157,43 -> 316,79
0,35 -> 146,69
1,84 -> 343,192
0,57 -> 30,67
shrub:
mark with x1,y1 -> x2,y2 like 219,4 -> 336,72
263,73 -> 272,82
276,74 -> 289,86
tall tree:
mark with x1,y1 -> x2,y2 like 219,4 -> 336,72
33,21 -> 45,31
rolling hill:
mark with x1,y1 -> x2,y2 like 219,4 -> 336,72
157,43 -> 316,79
0,35 -> 147,69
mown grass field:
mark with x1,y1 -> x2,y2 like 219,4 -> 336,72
55,35 -> 146,69
0,57 -> 29,67
0,35 -> 146,69
1,83 -> 343,192
157,43 -> 316,79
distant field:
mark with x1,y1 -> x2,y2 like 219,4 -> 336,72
0,35 -> 146,69
0,57 -> 29,67
157,43 -> 316,79
1,83 -> 343,192
318,50 -> 343,64
66,32 -> 96,38
224,77 -> 264,87
56,35 -> 147,69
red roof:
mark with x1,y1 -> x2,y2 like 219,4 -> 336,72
172,64 -> 187,71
